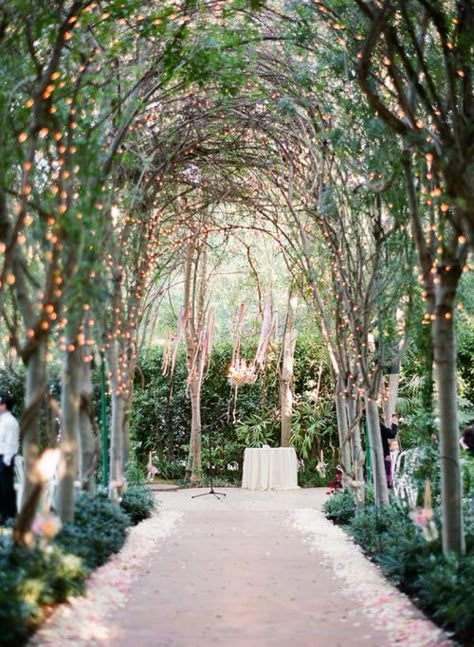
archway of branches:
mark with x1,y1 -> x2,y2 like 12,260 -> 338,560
1,1 -> 472,558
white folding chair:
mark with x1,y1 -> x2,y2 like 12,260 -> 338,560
13,454 -> 25,510
392,448 -> 420,507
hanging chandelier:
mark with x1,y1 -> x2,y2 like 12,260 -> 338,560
227,359 -> 257,386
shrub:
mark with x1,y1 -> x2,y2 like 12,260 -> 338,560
0,488 -> 154,644
413,552 -> 474,643
322,490 -> 356,525
290,397 -> 338,464
464,498 -> 474,552
152,457 -> 186,481
461,454 -> 474,499
126,458 -> 146,484
200,438 -> 243,484
57,492 -> 130,569
0,536 -> 87,645
329,500 -> 474,644
130,336 -> 331,474
235,412 -> 279,447
298,459 -> 335,488
120,485 -> 157,525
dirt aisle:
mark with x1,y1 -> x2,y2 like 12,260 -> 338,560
104,488 -> 448,647
31,488 -> 451,647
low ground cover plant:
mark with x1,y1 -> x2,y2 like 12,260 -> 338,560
0,538 -> 87,645
322,489 -> 356,525
120,484 -> 157,524
131,338 -> 339,488
0,484 -> 156,645
323,490 -> 474,645
56,491 -> 131,569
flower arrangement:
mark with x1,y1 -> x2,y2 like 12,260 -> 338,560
316,450 -> 327,476
146,451 -> 159,481
410,480 -> 438,542
227,359 -> 257,386
108,480 -> 125,502
32,513 -> 62,541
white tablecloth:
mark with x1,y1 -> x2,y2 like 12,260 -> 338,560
241,447 -> 299,490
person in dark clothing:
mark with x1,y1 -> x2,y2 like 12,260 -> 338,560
380,412 -> 399,487
460,425 -> 474,456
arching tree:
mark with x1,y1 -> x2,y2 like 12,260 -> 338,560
312,0 -> 473,554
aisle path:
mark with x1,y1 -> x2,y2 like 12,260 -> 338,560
32,488 -> 451,647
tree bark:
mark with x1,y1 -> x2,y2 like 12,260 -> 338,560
122,409 -> 130,474
109,391 -> 125,492
383,371 -> 400,426
347,396 -> 364,503
21,341 -> 47,506
432,288 -> 465,554
182,240 -> 210,485
57,342 -> 81,523
335,378 -> 352,489
78,358 -> 97,492
402,148 -> 466,552
107,340 -> 126,494
189,381 -> 202,484
365,394 -> 389,506
280,300 -> 297,447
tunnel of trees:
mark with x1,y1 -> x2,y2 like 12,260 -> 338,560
0,1 -> 473,640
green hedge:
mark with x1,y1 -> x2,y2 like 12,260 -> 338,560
323,491 -> 474,645
57,492 -> 131,569
131,336 -> 338,484
322,490 -> 356,525
0,486 -> 157,644
0,538 -> 88,645
120,485 -> 157,525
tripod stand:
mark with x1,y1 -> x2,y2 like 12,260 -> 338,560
192,416 -> 227,500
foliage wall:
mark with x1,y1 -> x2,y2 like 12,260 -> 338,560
130,335 -> 337,483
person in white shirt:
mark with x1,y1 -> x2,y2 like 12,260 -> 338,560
0,393 -> 20,523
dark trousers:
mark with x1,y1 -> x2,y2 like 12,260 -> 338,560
0,454 -> 17,523
384,455 -> 392,488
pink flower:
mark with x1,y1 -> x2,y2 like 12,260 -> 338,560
109,480 -> 124,491
146,464 -> 159,480
32,513 -> 62,539
410,507 -> 439,541
410,507 -> 433,527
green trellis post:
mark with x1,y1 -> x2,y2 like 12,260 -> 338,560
365,422 -> 372,484
100,350 -> 109,487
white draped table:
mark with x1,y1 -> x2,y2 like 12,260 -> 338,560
241,447 -> 299,490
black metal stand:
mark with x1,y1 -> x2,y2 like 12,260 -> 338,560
192,416 -> 227,500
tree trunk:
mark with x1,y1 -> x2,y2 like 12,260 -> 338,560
107,345 -> 125,494
421,325 -> 434,433
432,308 -> 465,554
182,240 -> 208,485
13,483 -> 44,547
402,149 -> 465,552
57,343 -> 81,523
364,395 -> 389,506
21,341 -> 47,506
78,358 -> 97,492
383,371 -> 400,426
121,347 -> 139,479
335,378 -> 352,489
185,432 -> 194,481
189,380 -> 202,485
109,392 -> 125,492
280,301 -> 297,447
122,410 -> 130,474
347,397 -> 364,503
280,378 -> 293,448
383,304 -> 407,425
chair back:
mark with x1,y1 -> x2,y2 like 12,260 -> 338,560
13,454 -> 25,510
